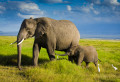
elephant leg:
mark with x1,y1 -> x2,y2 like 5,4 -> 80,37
68,56 -> 74,62
33,42 -> 41,66
77,57 -> 83,66
86,62 -> 89,68
47,44 -> 55,61
74,56 -> 78,64
47,49 -> 55,61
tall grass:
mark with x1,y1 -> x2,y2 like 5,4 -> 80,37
0,36 -> 120,81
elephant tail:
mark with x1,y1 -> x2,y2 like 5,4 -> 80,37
98,59 -> 101,62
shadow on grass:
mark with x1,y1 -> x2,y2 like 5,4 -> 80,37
0,54 -> 49,66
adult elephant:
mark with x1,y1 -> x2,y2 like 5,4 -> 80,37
14,17 -> 80,70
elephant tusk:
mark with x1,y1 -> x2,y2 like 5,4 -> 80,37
17,38 -> 24,45
10,41 -> 17,45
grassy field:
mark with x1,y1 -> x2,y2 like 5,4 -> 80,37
0,36 -> 120,82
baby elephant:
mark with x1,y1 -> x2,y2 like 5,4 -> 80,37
68,45 -> 99,67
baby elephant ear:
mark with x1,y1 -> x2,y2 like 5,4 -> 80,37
30,17 -> 33,19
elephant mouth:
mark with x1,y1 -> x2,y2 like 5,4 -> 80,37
17,35 -> 34,45
26,34 -> 34,39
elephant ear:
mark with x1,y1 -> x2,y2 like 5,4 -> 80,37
35,22 -> 47,38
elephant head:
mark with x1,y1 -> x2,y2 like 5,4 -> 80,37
17,17 -> 37,43
11,17 -> 47,70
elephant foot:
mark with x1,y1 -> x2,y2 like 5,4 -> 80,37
33,64 -> 38,67
18,66 -> 22,70
32,65 -> 39,69
86,62 -> 89,68
49,55 -> 55,61
50,57 -> 56,61
32,62 -> 38,67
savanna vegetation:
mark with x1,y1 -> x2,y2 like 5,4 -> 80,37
0,36 -> 120,82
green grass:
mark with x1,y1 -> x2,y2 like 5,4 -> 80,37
0,36 -> 120,82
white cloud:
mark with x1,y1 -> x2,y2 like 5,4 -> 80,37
82,7 -> 90,13
110,0 -> 120,5
18,13 -> 34,18
39,0 -> 69,3
95,0 -> 101,4
87,0 -> 120,5
19,2 -> 40,12
16,2 -> 45,18
18,2 -> 44,14
80,3 -> 99,15
0,5 -> 6,14
86,0 -> 101,4
67,5 -> 72,11
0,11 -> 2,14
38,0 -> 69,3
89,4 -> 100,15
0,1 -> 45,18
93,10 -> 99,15
0,5 -> 6,10
0,1 -> 45,17
45,0 -> 63,3
17,13 -> 44,19
104,0 -> 120,6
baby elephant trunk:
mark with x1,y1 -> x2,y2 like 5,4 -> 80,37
55,52 -> 69,56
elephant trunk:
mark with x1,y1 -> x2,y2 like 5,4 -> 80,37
17,36 -> 24,70
17,44 -> 22,70
10,41 -> 17,45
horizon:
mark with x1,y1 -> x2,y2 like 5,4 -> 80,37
0,0 -> 120,39
0,31 -> 120,40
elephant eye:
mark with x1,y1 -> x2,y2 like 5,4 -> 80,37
26,28 -> 30,31
28,30 -> 32,35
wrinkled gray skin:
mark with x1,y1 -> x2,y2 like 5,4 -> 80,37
17,17 -> 80,70
69,45 -> 98,67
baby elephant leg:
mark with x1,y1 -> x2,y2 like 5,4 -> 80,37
68,56 -> 74,63
77,52 -> 84,66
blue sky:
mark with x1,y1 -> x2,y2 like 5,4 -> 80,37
0,0 -> 120,36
